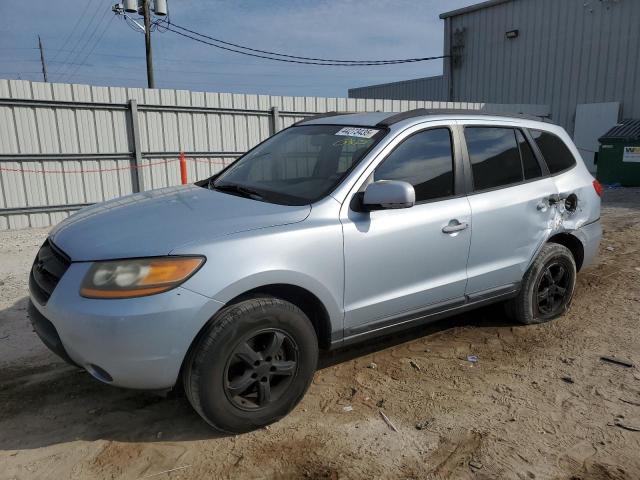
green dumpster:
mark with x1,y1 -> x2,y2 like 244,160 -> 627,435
597,119 -> 640,186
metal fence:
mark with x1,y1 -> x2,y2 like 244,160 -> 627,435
0,79 -> 549,230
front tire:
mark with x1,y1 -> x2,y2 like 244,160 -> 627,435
183,297 -> 318,434
507,243 -> 577,325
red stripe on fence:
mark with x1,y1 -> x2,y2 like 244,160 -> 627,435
0,157 -> 231,174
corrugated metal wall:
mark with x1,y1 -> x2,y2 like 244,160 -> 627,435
0,79 -> 548,230
349,75 -> 447,101
445,0 -> 640,134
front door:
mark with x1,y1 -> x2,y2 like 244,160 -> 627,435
341,126 -> 471,339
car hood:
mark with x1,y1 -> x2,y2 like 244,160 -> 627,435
50,185 -> 311,261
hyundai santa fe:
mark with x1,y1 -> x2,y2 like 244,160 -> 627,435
28,109 -> 602,433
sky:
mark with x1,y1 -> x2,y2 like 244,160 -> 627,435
0,0 -> 477,97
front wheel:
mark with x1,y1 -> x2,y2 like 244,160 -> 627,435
183,297 -> 318,434
506,243 -> 577,325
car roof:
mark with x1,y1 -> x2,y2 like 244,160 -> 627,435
297,109 -> 550,129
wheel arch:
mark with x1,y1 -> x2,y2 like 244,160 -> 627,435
547,232 -> 585,271
179,279 -> 336,386
226,284 -> 333,350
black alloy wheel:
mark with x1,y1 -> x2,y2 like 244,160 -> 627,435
224,329 -> 298,410
183,296 -> 318,434
535,262 -> 572,318
505,243 -> 577,325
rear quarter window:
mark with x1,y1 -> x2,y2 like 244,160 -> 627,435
529,129 -> 577,174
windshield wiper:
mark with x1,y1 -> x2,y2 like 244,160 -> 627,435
212,182 -> 264,200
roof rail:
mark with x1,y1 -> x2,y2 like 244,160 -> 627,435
293,111 -> 352,126
376,108 -> 544,127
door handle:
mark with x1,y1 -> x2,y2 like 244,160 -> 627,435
442,221 -> 469,234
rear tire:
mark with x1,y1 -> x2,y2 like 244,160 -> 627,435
183,296 -> 318,434
506,243 -> 576,325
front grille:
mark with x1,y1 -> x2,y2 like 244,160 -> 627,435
29,239 -> 71,305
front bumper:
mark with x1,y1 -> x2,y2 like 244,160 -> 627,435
29,261 -> 223,390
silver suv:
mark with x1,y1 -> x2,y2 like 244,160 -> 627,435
28,110 -> 602,433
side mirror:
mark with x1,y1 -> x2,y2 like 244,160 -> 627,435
361,180 -> 415,211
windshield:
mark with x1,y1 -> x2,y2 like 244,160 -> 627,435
208,124 -> 387,205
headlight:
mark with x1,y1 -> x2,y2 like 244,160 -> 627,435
80,256 -> 205,299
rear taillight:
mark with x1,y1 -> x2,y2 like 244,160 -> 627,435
593,179 -> 604,197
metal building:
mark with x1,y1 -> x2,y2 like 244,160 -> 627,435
349,0 -> 640,172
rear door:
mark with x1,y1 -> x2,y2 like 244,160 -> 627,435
460,122 -> 558,297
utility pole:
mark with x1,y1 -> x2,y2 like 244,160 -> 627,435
38,35 -> 48,82
142,0 -> 155,89
113,0 -> 166,88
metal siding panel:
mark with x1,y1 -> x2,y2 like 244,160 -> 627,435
178,112 -> 195,151
8,215 -> 29,229
91,86 -> 110,103
258,95 -> 270,110
206,113 -> 223,151
0,107 -> 18,153
162,112 -> 179,151
112,111 -> 129,152
205,92 -> 220,108
218,93 -> 233,109
14,107 -> 40,154
9,80 -> 32,99
193,113 -> 208,151
1,162 -> 27,208
63,161 -> 86,204
0,79 -> 10,97
94,110 -> 115,153
233,114 -> 249,152
42,160 -> 66,205
31,82 -> 52,100
109,87 -> 128,103
220,114 -> 236,151
176,90 -> 191,106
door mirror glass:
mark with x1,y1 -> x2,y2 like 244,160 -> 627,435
362,180 -> 415,210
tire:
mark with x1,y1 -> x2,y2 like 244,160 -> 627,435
506,243 -> 577,325
183,296 -> 318,434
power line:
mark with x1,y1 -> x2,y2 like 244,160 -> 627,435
169,22 -> 449,65
50,0 -> 94,63
165,27 -> 449,66
53,0 -> 104,78
58,6 -> 113,82
62,15 -> 116,82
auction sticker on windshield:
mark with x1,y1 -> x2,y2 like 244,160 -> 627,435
335,127 -> 379,138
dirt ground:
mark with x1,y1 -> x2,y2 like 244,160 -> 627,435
1,189 -> 639,480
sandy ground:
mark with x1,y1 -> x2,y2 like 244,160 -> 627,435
1,189 -> 639,480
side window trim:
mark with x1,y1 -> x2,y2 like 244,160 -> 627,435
370,125 -> 462,205
522,128 -> 551,176
460,124 -> 552,196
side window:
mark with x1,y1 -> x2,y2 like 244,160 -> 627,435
529,129 -> 577,174
465,127 -> 522,191
516,130 -> 542,180
374,128 -> 454,202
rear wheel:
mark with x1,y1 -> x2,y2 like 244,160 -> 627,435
506,243 -> 576,325
183,297 -> 318,434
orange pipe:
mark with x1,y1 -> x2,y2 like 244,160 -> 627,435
179,151 -> 187,184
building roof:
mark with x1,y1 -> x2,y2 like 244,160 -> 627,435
440,0 -> 512,19
599,119 -> 640,143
